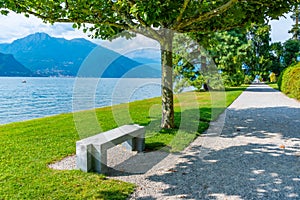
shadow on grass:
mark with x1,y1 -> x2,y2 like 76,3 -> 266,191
108,106 -> 223,176
143,106 -> 217,151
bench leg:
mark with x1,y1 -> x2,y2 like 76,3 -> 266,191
76,143 -> 92,172
122,134 -> 145,152
91,144 -> 108,174
132,135 -> 145,152
76,143 -> 108,174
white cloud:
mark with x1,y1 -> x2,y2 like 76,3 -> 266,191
0,12 -> 91,43
99,34 -> 160,57
270,13 -> 294,43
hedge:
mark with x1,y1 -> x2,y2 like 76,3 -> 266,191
278,63 -> 300,100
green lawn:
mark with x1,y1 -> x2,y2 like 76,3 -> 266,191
0,86 -> 246,199
268,83 -> 279,90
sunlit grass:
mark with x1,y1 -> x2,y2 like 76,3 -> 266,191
0,114 -> 134,199
268,83 -> 279,90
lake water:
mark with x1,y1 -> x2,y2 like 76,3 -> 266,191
0,77 -> 161,125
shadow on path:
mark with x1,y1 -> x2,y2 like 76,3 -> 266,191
146,143 -> 300,199
133,106 -> 300,199
245,86 -> 280,93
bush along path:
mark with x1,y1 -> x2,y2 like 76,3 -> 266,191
112,83 -> 300,200
278,63 -> 300,101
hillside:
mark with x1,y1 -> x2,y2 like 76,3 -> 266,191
0,52 -> 32,77
0,33 -> 96,77
0,33 -> 160,78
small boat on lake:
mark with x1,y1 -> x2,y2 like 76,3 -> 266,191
22,80 -> 27,83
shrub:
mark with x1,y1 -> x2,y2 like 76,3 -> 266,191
244,75 -> 253,84
269,72 -> 277,83
222,72 -> 244,87
280,63 -> 300,100
277,70 -> 284,90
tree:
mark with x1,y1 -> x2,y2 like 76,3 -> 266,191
1,0 -> 298,128
283,39 -> 300,67
173,34 -> 206,92
244,24 -> 273,80
289,4 -> 300,40
174,29 -> 251,89
181,25 -> 284,86
269,42 -> 284,75
202,29 -> 250,87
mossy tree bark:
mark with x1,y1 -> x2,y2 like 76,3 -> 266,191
160,32 -> 175,129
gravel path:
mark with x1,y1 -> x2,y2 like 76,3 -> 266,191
50,84 -> 300,199
110,84 -> 300,199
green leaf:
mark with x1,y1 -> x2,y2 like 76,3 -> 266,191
0,10 -> 9,15
143,12 -> 148,21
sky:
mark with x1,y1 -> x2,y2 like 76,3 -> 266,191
0,12 -> 161,59
269,13 -> 294,42
0,11 -> 295,54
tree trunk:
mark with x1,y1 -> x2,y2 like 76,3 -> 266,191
160,32 -> 175,129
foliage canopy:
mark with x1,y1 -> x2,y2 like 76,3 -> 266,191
1,1 -> 298,40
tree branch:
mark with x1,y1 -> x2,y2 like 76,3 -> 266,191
131,27 -> 161,41
178,0 -> 239,30
172,0 -> 190,29
65,0 -> 69,9
124,0 -> 161,40
115,14 -> 159,40
181,21 -> 249,34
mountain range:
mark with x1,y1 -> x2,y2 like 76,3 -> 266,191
0,32 -> 160,78
0,52 -> 33,77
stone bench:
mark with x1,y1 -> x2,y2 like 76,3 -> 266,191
76,124 -> 145,174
